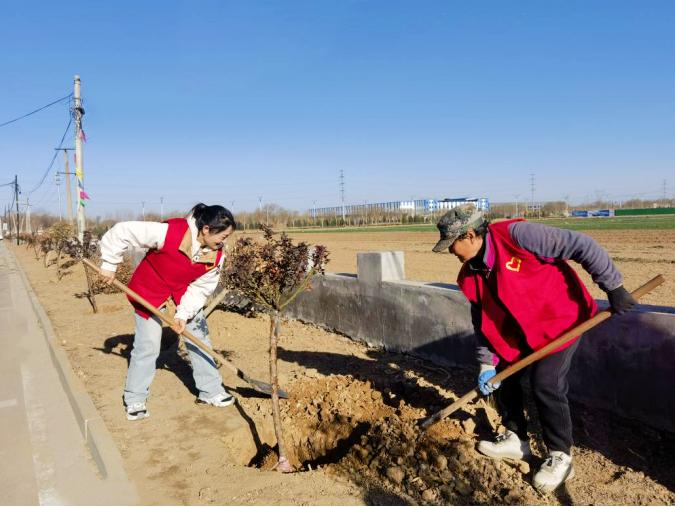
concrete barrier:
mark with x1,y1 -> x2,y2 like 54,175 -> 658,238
286,251 -> 675,434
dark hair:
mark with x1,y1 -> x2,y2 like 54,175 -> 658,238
190,203 -> 237,233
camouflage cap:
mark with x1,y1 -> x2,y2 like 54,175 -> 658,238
432,204 -> 485,253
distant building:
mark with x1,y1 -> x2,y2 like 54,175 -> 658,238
436,197 -> 490,212
312,196 -> 489,218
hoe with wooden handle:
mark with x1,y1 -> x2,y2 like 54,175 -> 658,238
419,274 -> 665,430
82,258 -> 289,398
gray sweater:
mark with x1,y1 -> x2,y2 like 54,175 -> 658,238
473,221 -> 622,366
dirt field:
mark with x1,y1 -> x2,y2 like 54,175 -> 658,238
9,233 -> 675,505
282,228 -> 675,307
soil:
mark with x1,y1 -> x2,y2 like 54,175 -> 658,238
283,229 -> 675,307
9,237 -> 675,506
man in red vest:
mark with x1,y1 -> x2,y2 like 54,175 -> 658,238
99,203 -> 237,421
432,204 -> 636,493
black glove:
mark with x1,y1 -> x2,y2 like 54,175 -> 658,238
607,285 -> 637,315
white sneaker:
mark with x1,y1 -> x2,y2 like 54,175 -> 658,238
477,430 -> 532,460
197,391 -> 235,408
125,402 -> 149,421
533,451 -> 574,493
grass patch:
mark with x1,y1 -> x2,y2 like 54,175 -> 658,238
283,215 -> 675,234
285,224 -> 436,234
529,215 -> 675,231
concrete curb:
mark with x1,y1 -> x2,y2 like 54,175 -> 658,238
9,249 -> 138,504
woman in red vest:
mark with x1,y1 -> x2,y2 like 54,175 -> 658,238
99,203 -> 236,421
432,204 -> 636,493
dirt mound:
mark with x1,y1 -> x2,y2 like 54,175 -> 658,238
277,375 -> 541,505
282,375 -> 394,464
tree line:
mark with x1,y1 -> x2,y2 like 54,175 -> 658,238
4,197 -> 673,237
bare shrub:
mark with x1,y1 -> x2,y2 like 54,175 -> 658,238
224,225 -> 329,472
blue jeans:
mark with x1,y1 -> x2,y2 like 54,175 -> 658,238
123,309 -> 225,405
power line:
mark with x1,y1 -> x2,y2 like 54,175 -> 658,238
28,117 -> 72,194
0,93 -> 73,128
32,175 -> 59,208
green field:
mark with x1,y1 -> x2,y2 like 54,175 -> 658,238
287,224 -> 437,234
285,214 -> 675,234
529,215 -> 675,230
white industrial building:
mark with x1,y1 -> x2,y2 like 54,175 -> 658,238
312,197 -> 489,218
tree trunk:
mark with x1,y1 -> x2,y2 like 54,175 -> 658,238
56,250 -> 63,281
269,311 -> 293,472
83,261 -> 98,313
43,250 -> 51,267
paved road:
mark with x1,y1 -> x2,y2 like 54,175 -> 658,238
0,242 -> 136,505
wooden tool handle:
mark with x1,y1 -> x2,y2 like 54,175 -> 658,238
420,274 -> 665,430
204,288 -> 230,318
82,258 -> 240,376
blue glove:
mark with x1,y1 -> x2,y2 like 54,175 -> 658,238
478,366 -> 501,396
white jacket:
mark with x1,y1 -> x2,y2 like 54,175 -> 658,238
99,215 -> 224,321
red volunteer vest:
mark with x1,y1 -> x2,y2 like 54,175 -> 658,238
458,219 -> 597,364
127,218 -> 223,319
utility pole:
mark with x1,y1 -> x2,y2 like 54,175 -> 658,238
141,201 -> 146,221
529,173 -> 540,218
529,173 -> 534,218
257,196 -> 264,225
160,196 -> 164,221
340,170 -> 346,224
55,172 -> 63,221
24,197 -> 31,235
73,75 -> 86,242
14,175 -> 20,245
55,148 -> 74,225
514,194 -> 520,217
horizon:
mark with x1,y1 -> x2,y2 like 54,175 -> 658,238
1,1 -> 674,218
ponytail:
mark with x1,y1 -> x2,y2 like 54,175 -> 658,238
190,203 -> 237,233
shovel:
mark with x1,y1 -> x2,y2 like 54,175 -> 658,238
419,274 -> 665,430
82,258 -> 289,398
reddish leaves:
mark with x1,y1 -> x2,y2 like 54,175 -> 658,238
224,227 -> 329,311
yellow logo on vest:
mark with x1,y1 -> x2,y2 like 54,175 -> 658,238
505,257 -> 522,272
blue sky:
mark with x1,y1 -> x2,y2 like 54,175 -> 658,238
1,1 -> 674,218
